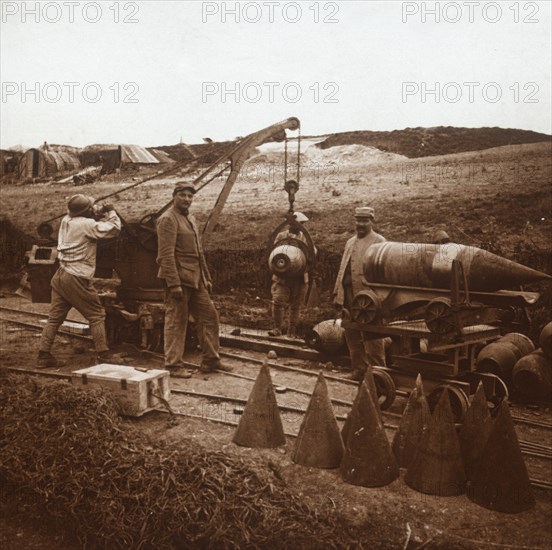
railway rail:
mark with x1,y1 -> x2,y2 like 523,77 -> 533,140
2,305 -> 552,492
2,305 -> 550,428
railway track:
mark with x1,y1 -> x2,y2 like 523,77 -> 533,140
2,306 -> 551,428
2,306 -> 552,491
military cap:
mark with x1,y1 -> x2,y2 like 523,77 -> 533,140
354,206 -> 375,219
293,211 -> 309,223
173,181 -> 196,196
433,230 -> 451,244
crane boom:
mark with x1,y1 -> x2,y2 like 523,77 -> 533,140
199,117 -> 300,236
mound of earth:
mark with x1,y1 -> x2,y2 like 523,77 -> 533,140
316,126 -> 551,158
247,141 -> 406,166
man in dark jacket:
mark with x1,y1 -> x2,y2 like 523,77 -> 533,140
156,182 -> 231,372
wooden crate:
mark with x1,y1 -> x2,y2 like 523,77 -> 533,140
40,319 -> 90,335
71,364 -> 171,417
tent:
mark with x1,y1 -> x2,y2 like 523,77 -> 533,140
79,144 -> 159,173
18,144 -> 81,181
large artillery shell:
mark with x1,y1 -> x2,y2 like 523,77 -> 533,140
363,242 -> 551,292
268,244 -> 306,277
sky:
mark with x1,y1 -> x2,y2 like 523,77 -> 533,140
1,0 -> 551,149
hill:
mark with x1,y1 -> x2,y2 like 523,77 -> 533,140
315,126 -> 551,158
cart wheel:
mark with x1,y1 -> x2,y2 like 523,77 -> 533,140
351,290 -> 381,324
373,368 -> 396,410
485,374 -> 508,409
427,384 -> 469,423
424,298 -> 457,338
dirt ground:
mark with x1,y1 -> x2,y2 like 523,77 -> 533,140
1,141 -> 552,548
1,302 -> 551,548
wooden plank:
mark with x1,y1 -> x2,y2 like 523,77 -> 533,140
219,334 -> 320,361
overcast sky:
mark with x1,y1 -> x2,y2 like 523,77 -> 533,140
1,0 -> 551,148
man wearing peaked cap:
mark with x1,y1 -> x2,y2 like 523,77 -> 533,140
173,181 -> 196,195
433,229 -> 451,245
156,181 -> 232,373
354,206 -> 375,219
333,206 -> 387,380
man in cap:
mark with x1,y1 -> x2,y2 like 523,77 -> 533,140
268,212 -> 316,338
433,230 -> 451,245
156,182 -> 231,373
333,207 -> 387,380
38,194 -> 121,367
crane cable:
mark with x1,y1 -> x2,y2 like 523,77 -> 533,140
283,127 -> 302,213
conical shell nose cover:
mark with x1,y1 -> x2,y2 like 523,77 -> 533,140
405,388 -> 466,496
467,401 -> 535,513
459,382 -> 492,481
293,372 -> 344,468
233,363 -> 286,448
340,381 -> 399,487
392,374 -> 431,469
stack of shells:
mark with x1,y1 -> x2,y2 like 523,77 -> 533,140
512,322 -> 552,400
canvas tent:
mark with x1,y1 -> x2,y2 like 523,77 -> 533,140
0,149 -> 23,182
80,144 -> 159,173
18,144 -> 81,181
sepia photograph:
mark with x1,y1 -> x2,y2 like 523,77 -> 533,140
1,1 -> 551,548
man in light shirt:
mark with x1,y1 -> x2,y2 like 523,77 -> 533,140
333,206 -> 387,381
38,194 -> 121,367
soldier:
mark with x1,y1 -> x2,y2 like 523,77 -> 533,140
433,230 -> 451,244
333,207 -> 387,380
156,182 -> 232,373
268,212 -> 315,338
38,194 -> 121,367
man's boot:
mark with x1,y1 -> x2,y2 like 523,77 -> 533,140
346,369 -> 365,382
269,303 -> 285,337
287,324 -> 299,339
95,350 -> 125,365
199,360 -> 233,373
90,321 -> 109,352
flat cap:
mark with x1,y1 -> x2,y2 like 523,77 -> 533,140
173,181 -> 196,195
354,206 -> 375,219
433,230 -> 451,244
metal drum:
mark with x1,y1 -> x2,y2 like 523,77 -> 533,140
512,349 -> 552,400
476,334 -> 534,379
476,341 -> 521,379
500,332 -> 535,357
268,244 -> 306,277
305,319 -> 345,355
